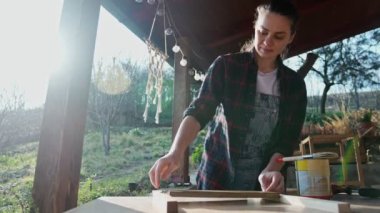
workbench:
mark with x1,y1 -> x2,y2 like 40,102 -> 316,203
332,192 -> 380,213
66,190 -> 380,213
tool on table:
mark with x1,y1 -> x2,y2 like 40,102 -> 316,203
331,184 -> 380,198
276,152 -> 339,163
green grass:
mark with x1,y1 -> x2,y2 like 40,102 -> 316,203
79,127 -> 173,204
0,127 -> 173,212
0,142 -> 38,213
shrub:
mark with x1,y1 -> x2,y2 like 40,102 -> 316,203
127,139 -> 137,147
129,128 -> 144,137
190,143 -> 203,169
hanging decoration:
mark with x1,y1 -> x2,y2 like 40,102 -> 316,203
193,68 -> 206,82
143,40 -> 167,124
141,0 -> 205,123
142,0 -> 168,124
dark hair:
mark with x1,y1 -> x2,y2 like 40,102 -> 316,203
257,0 -> 299,34
241,0 -> 299,53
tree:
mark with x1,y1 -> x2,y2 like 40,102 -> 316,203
339,30 -> 380,109
309,41 -> 345,114
88,58 -> 136,155
304,29 -> 380,113
0,87 -> 25,147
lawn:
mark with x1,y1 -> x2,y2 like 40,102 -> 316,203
0,127 -> 175,212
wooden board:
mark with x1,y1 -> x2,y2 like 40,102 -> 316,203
168,189 -> 280,199
152,190 -> 351,213
152,190 -> 250,213
67,190 -> 351,213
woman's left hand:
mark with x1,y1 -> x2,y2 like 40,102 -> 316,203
258,171 -> 284,193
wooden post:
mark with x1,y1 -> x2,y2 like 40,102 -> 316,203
32,0 -> 100,212
171,38 -> 191,184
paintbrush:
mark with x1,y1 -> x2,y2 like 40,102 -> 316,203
276,152 -> 339,163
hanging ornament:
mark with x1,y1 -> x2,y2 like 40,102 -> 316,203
194,73 -> 200,81
143,41 -> 168,124
147,0 -> 156,5
164,27 -> 173,36
156,8 -> 164,16
172,44 -> 180,53
180,56 -> 188,67
193,69 -> 206,82
199,73 -> 206,81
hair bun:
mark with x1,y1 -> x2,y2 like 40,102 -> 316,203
271,0 -> 293,6
271,0 -> 292,3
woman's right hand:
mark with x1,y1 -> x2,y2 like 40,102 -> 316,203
149,116 -> 201,189
149,152 -> 181,189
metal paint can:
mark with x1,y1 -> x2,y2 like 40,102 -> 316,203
295,159 -> 331,199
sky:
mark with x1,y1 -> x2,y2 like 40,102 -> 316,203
0,0 -> 149,109
0,1 -> 63,108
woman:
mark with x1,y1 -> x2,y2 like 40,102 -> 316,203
149,0 -> 307,193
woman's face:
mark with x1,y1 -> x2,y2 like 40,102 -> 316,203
254,11 -> 295,59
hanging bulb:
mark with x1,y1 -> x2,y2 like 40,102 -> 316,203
164,27 -> 173,36
172,44 -> 180,53
199,73 -> 206,81
194,73 -> 200,81
180,56 -> 187,67
147,0 -> 155,5
156,8 -> 164,16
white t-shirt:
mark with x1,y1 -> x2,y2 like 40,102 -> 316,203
256,69 -> 279,96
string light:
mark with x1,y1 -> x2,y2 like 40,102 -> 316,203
180,56 -> 187,67
133,0 -> 207,100
188,68 -> 195,76
194,73 -> 200,81
164,27 -> 173,35
141,0 -> 190,68
156,8 -> 164,16
147,0 -> 155,5
172,44 -> 180,53
193,68 -> 206,81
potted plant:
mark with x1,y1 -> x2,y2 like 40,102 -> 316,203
324,113 -> 352,135
357,109 -> 375,136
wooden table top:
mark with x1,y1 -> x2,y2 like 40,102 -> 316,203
332,193 -> 380,213
67,190 -> 380,213
67,195 -> 379,213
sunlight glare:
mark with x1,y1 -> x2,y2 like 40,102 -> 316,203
0,0 -> 63,108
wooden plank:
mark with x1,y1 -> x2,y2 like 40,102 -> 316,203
152,190 -> 248,213
154,190 -> 349,213
168,190 -> 280,199
165,200 -> 248,213
32,0 -> 101,212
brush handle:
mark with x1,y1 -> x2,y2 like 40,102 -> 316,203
280,154 -> 313,162
277,152 -> 339,162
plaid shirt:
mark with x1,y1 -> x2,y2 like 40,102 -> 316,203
184,52 -> 307,190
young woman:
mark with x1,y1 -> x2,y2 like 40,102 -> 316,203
149,0 -> 307,193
